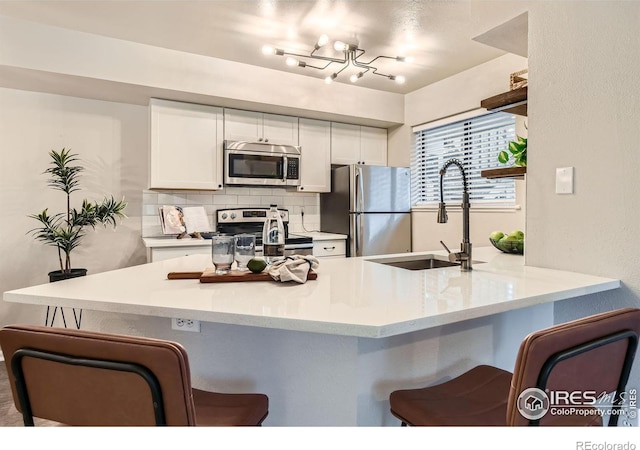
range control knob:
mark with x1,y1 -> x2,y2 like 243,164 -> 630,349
230,213 -> 237,220
280,212 -> 285,219
221,213 -> 228,220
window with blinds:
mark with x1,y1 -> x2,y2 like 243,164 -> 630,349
411,111 -> 516,206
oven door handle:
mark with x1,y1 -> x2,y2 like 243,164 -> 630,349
256,243 -> 313,257
280,243 -> 313,250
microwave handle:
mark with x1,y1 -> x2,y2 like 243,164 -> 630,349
282,155 -> 288,183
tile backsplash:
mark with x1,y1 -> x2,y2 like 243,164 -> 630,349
142,187 -> 320,237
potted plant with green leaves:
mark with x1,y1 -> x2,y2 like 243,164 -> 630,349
498,125 -> 527,167
29,148 -> 127,282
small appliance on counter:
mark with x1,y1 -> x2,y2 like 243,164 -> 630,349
216,207 -> 313,256
320,165 -> 411,257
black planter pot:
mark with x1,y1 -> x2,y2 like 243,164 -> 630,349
48,268 -> 88,283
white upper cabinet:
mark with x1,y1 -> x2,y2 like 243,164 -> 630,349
298,118 -> 331,193
149,99 -> 223,190
330,123 -> 361,165
331,122 -> 387,166
262,113 -> 299,145
223,109 -> 261,142
359,126 -> 388,166
224,109 -> 299,145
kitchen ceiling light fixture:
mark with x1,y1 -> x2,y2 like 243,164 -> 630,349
262,34 -> 410,85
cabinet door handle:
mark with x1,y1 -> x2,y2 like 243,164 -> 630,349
323,246 -> 336,251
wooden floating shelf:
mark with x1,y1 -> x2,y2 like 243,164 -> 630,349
481,86 -> 527,116
481,166 -> 527,179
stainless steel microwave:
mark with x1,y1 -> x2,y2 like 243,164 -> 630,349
223,140 -> 301,187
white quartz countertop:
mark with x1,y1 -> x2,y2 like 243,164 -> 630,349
4,247 -> 620,338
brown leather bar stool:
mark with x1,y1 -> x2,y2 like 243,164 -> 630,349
390,308 -> 640,426
0,324 -> 268,426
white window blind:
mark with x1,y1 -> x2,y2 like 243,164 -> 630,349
411,111 -> 516,206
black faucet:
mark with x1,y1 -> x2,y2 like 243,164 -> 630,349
437,158 -> 472,271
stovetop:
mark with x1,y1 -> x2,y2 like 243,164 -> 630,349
215,207 -> 312,246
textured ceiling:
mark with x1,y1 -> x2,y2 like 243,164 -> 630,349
0,0 -> 531,94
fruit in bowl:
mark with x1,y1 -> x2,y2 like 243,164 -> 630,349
489,230 -> 524,254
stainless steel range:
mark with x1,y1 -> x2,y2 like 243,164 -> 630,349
216,208 -> 313,256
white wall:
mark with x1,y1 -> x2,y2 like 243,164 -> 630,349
398,54 -> 528,252
0,88 -> 148,326
527,4 -> 640,291
526,2 -> 640,390
411,183 -> 526,253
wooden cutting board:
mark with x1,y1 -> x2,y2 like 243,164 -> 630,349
167,268 -> 317,283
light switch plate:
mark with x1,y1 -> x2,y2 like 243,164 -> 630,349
555,167 -> 574,194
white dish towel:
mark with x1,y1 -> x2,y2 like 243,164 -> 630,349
268,255 -> 320,283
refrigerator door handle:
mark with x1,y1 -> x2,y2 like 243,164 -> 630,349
352,213 -> 362,256
350,213 -> 359,257
356,166 -> 364,213
350,213 -> 356,256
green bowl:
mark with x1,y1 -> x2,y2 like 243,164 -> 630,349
490,238 -> 524,254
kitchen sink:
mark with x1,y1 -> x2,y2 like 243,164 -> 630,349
367,254 -> 483,271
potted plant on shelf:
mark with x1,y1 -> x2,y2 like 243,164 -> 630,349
498,134 -> 527,167
29,148 -> 127,282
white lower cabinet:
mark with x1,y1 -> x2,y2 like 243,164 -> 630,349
149,245 -> 211,263
313,239 -> 347,259
148,238 -> 346,262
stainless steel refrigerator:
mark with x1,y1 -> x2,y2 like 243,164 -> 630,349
320,165 -> 411,257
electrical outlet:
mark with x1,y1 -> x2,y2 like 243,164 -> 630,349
171,318 -> 201,332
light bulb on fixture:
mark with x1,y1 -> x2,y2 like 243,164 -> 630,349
333,40 -> 347,52
316,34 -> 329,48
262,45 -> 284,56
389,75 -> 406,84
350,72 -> 364,83
286,57 -> 307,68
325,73 -> 337,84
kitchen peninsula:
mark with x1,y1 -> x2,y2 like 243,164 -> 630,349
3,247 -> 620,426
